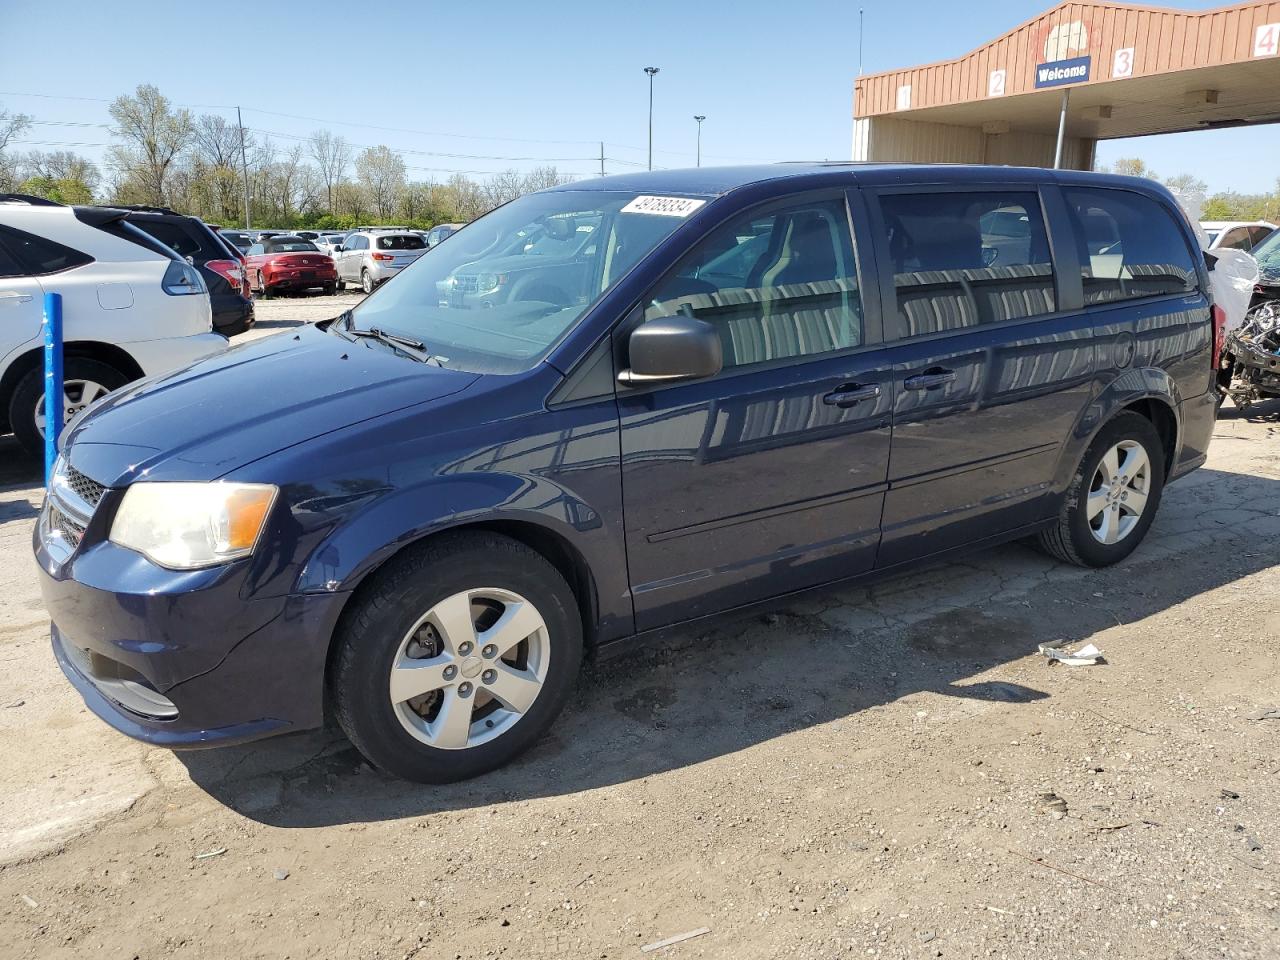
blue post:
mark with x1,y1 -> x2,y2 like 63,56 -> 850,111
43,292 -> 63,486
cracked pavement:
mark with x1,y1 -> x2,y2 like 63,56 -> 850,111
0,298 -> 1277,959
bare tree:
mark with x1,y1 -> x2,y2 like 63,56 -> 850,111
107,84 -> 193,205
0,105 -> 32,191
522,165 -> 574,192
0,105 -> 31,153
310,130 -> 352,213
21,150 -> 100,192
356,145 -> 406,218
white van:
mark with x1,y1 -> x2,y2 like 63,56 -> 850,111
0,195 -> 227,454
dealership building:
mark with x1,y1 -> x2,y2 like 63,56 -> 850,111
852,0 -> 1280,169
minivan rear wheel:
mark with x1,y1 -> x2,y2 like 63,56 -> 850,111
330,532 -> 583,783
9,358 -> 130,457
1036,412 -> 1165,567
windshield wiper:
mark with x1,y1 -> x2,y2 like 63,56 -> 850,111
347,324 -> 445,365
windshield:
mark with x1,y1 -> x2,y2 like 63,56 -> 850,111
348,190 -> 701,374
1254,226 -> 1280,282
265,239 -> 320,253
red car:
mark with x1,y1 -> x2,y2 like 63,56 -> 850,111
245,236 -> 338,298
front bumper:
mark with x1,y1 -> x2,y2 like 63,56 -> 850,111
36,512 -> 348,748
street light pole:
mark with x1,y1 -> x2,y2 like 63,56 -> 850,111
644,66 -> 660,170
694,115 -> 706,167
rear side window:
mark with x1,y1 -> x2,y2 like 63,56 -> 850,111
1063,187 -> 1198,305
377,234 -> 426,250
0,238 -> 25,278
0,224 -> 93,276
130,218 -> 206,259
880,191 -> 1055,338
644,196 -> 862,370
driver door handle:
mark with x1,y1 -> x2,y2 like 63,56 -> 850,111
823,382 -> 881,407
0,291 -> 33,305
904,368 -> 957,391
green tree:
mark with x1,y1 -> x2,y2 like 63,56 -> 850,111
107,84 -> 193,205
18,175 -> 93,205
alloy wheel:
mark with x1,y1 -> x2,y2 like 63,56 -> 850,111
1087,439 -> 1151,545
389,588 -> 550,750
34,379 -> 109,437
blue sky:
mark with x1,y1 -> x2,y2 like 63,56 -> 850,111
0,0 -> 1274,194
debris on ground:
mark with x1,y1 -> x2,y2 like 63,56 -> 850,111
1038,791 -> 1069,818
641,927 -> 711,952
273,868 -> 289,881
194,848 -> 227,860
3,700 -> 23,709
1038,640 -> 1104,665
1220,788 -> 1241,800
1246,706 -> 1280,720
19,894 -> 37,909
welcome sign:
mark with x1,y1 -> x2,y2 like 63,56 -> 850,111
1034,55 -> 1091,88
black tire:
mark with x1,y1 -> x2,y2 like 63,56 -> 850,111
330,532 -> 583,783
334,277 -> 346,292
8,358 -> 131,457
360,269 -> 374,295
257,272 -> 274,299
1036,411 -> 1165,567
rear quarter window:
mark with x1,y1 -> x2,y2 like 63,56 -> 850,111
0,224 -> 93,275
1063,187 -> 1199,305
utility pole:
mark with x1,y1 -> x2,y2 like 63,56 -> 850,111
599,141 -> 605,178
236,106 -> 251,229
858,7 -> 865,76
644,66 -> 660,170
694,115 -> 706,167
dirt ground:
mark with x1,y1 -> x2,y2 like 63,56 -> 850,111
1,295 -> 1278,959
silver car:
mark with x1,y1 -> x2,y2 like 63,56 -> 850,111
333,231 -> 428,294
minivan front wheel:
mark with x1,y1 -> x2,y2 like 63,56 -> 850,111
1037,412 -> 1165,567
331,532 -> 583,783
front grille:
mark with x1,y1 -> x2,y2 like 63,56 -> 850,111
49,502 -> 86,547
65,466 -> 105,509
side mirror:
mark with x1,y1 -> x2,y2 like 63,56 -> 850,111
334,245 -> 344,252
618,314 -> 722,385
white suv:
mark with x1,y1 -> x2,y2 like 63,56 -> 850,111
0,195 -> 227,455
333,230 -> 428,294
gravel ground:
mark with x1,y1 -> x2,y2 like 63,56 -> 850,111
0,296 -> 1277,959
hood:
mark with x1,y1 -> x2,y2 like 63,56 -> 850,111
64,324 -> 479,486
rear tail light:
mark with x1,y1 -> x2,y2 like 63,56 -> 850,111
372,252 -> 395,261
1211,303 -> 1227,370
162,261 -> 206,296
205,259 -> 245,289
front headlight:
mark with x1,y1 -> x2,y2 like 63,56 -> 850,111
110,482 -> 278,569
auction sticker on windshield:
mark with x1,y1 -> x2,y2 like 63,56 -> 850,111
621,196 -> 707,217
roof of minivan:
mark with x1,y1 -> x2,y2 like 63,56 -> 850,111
546,163 -> 1168,198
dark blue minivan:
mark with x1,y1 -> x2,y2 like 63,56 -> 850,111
35,164 -> 1220,782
